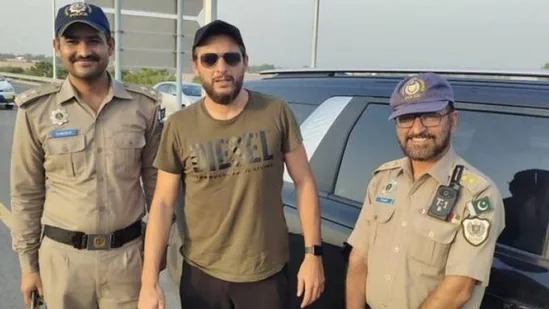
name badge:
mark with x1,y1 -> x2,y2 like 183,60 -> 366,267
375,196 -> 395,205
50,129 -> 78,138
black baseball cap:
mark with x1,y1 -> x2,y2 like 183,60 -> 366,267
55,2 -> 110,37
192,20 -> 246,55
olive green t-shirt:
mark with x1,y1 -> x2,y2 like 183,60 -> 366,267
154,90 -> 303,282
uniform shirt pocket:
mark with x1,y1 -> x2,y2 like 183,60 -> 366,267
113,131 -> 146,178
409,215 -> 459,266
44,135 -> 87,177
370,206 -> 396,247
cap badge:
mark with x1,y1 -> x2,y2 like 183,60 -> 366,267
65,2 -> 92,18
400,77 -> 427,100
50,107 -> 69,126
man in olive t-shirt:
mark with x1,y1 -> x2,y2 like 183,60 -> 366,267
138,20 -> 325,309
156,90 -> 301,281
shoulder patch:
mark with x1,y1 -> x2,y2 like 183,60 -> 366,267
123,83 -> 159,102
460,169 -> 490,195
374,158 -> 404,173
15,83 -> 61,107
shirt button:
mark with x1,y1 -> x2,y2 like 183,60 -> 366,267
97,147 -> 103,154
373,215 -> 378,220
385,274 -> 391,281
394,247 -> 400,253
382,302 -> 388,308
429,231 -> 435,238
401,221 -> 407,227
98,176 -> 104,182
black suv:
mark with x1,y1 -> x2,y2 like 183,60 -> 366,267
167,69 -> 549,309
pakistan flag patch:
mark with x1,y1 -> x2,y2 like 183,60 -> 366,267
467,197 -> 493,216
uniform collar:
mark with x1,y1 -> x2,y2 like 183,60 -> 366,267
57,73 -> 132,104
57,78 -> 77,104
427,146 -> 458,184
396,157 -> 413,181
111,77 -> 133,100
397,146 -> 458,184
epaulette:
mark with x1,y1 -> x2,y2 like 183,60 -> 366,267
459,167 -> 491,195
123,83 -> 159,102
374,158 -> 404,173
15,83 -> 61,107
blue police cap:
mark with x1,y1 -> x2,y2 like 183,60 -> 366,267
55,2 -> 110,37
389,73 -> 455,120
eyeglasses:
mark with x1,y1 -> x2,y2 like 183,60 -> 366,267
199,52 -> 242,68
396,111 -> 452,128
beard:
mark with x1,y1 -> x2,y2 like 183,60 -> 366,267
397,122 -> 452,161
67,55 -> 108,82
201,73 -> 244,105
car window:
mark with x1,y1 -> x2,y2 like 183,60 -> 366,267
334,103 -> 401,202
183,85 -> 202,97
335,103 -> 549,256
156,84 -> 167,93
458,110 -> 549,256
287,102 -> 316,124
167,84 -> 176,95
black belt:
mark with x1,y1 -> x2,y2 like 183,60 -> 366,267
43,220 -> 142,250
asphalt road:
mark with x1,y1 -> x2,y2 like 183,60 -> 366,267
0,81 -> 180,309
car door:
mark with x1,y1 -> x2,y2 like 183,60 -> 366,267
283,97 -> 401,309
453,103 -> 549,309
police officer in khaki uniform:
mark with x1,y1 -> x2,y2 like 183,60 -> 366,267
10,2 -> 162,308
345,73 -> 505,309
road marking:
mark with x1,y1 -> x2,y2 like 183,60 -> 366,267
0,202 -> 12,230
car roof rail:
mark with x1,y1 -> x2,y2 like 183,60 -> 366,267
259,68 -> 549,81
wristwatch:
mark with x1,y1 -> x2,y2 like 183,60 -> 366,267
304,245 -> 323,256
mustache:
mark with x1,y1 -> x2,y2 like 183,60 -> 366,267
407,133 -> 435,140
213,76 -> 234,83
71,55 -> 100,62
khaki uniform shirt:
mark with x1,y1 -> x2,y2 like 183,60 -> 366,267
348,148 -> 505,309
10,77 -> 162,273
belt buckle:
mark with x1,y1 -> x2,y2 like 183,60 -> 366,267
86,234 -> 112,250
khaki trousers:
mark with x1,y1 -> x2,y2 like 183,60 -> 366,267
38,236 -> 143,309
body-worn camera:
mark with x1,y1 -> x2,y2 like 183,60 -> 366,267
427,165 -> 464,221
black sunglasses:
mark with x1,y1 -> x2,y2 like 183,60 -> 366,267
199,52 -> 242,68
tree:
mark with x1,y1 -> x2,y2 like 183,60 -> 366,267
57,67 -> 68,79
122,68 -> 176,86
25,61 -> 53,77
191,75 -> 202,84
0,66 -> 25,74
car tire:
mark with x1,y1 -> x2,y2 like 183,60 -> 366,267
6,105 -> 13,110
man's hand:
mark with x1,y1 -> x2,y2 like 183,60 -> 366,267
297,255 -> 325,308
138,283 -> 166,309
21,272 -> 43,308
